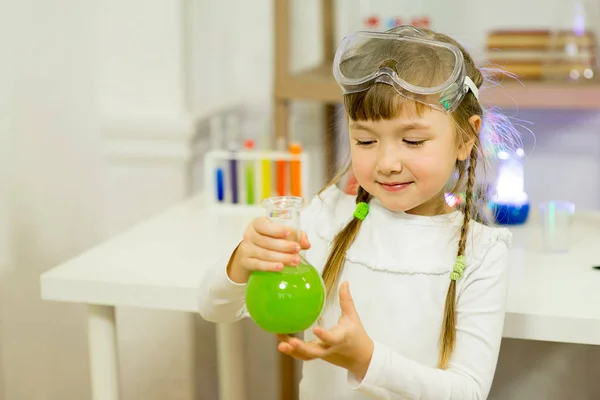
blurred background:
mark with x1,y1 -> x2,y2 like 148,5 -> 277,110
1,0 -> 600,399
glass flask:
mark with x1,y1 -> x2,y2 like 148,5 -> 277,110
245,196 -> 326,334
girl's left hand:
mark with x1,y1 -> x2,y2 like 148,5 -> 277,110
276,281 -> 374,381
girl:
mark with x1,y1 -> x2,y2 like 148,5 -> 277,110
199,25 -> 518,399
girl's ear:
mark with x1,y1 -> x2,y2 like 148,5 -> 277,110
457,115 -> 481,161
469,115 -> 482,134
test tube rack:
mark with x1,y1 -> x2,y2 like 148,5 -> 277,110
203,149 -> 310,211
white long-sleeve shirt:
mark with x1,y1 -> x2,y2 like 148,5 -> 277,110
199,185 -> 512,400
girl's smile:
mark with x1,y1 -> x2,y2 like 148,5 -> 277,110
377,181 -> 412,192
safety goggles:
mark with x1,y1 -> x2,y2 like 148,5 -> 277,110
332,26 -> 479,113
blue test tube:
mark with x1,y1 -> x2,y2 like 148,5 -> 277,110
210,116 -> 226,202
226,115 -> 240,204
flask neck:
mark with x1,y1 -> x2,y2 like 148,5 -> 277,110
262,196 -> 304,243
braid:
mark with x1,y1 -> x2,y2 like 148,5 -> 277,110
458,150 -> 477,255
356,185 -> 372,203
438,149 -> 478,369
321,186 -> 372,300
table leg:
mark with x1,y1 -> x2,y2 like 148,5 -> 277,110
215,322 -> 246,400
279,351 -> 296,400
87,305 -> 120,400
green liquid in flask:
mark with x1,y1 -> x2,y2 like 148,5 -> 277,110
246,258 -> 325,334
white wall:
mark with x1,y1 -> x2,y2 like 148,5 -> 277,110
94,0 -> 190,117
0,1 -> 201,400
0,0 -> 103,398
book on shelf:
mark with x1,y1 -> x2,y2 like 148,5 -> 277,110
486,29 -> 596,50
483,29 -> 597,80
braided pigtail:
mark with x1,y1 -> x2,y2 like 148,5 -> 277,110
321,186 -> 372,299
438,149 -> 478,369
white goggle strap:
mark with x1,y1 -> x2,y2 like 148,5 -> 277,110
464,76 -> 479,100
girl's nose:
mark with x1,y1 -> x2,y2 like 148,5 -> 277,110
376,148 -> 402,175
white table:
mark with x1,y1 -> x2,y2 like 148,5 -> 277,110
40,195 -> 600,400
40,195 -> 261,400
503,212 -> 600,345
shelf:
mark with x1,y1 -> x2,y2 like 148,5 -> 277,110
275,63 -> 600,110
480,80 -> 600,110
276,64 -> 341,103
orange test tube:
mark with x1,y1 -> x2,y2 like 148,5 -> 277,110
276,137 -> 286,196
289,142 -> 302,197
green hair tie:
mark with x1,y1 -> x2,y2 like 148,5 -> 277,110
450,255 -> 466,281
353,202 -> 369,221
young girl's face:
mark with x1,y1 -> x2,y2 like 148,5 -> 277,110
349,104 -> 471,215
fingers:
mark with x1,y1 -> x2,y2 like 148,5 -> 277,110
276,335 -> 315,361
299,231 -> 311,250
252,217 -> 290,239
277,339 -> 328,361
244,257 -> 284,272
278,342 -> 313,361
276,334 -> 292,342
248,218 -> 302,258
236,241 -> 285,272
251,229 -> 301,255
252,218 -> 311,249
339,281 -> 358,318
240,218 -> 314,272
313,326 -> 344,346
284,338 -> 330,359
254,247 -> 300,266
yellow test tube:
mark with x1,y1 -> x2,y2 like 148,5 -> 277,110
261,157 -> 271,200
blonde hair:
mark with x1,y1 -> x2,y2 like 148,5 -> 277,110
321,28 -> 490,369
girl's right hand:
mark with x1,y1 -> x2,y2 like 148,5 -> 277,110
228,217 -> 311,283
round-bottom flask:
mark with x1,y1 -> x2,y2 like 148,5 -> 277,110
245,197 -> 326,334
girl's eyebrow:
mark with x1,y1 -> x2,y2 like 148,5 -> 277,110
349,122 -> 377,134
349,121 -> 432,133
395,121 -> 433,131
